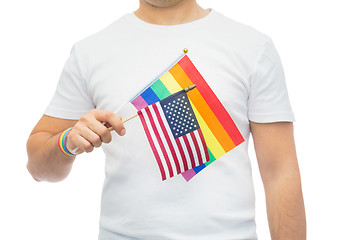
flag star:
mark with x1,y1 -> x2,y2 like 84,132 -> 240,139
182,96 -> 185,99
185,102 -> 187,104
180,131 -> 183,133
186,111 -> 188,114
192,119 -> 194,121
194,125 -> 197,127
171,121 -> 173,124
172,117 -> 174,120
189,113 -> 192,116
190,127 -> 192,129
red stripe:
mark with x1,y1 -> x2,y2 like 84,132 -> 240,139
197,128 -> 210,162
138,110 -> 166,180
178,55 -> 245,146
145,106 -> 174,178
175,138 -> 189,171
152,104 -> 181,174
190,131 -> 203,165
182,134 -> 196,169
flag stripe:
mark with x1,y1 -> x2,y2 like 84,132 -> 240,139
187,132 -> 200,166
197,128 -> 210,162
194,130 -> 207,164
159,72 -> 182,93
178,55 -> 245,146
141,87 -> 160,105
175,138 -> 189,171
132,95 -> 148,110
145,106 -> 174,178
159,73 -> 225,159
142,109 -> 171,179
169,63 -> 236,152
150,79 -> 171,100
156,103 -> 186,172
190,99 -> 226,159
178,137 -> 192,171
138,111 -> 166,180
150,104 -> 179,175
182,134 -> 196,169
190,131 -> 203,165
152,103 -> 181,174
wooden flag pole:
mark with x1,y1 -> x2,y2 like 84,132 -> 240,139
106,84 -> 196,131
107,113 -> 138,131
70,85 -> 197,154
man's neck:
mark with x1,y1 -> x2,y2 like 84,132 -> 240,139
134,0 -> 210,26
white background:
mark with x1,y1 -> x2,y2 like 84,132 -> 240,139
0,0 -> 341,239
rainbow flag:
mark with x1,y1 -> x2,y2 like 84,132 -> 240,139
130,52 -> 244,181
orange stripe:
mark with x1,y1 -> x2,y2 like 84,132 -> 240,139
169,64 -> 236,152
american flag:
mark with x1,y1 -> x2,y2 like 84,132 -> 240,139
138,90 -> 210,180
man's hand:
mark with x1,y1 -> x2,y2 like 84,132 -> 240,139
26,110 -> 125,182
66,110 -> 125,155
250,121 -> 306,240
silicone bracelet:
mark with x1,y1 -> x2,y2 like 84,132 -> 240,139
58,127 -> 74,156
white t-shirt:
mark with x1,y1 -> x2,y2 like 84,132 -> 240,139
45,9 -> 295,240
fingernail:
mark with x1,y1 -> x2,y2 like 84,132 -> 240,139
120,128 -> 126,136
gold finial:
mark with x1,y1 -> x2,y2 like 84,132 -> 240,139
184,84 -> 196,92
183,48 -> 188,54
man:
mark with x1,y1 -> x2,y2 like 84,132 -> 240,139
26,0 -> 306,239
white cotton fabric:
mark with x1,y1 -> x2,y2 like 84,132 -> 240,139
45,9 -> 294,240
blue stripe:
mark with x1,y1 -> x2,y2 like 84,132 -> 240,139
193,164 -> 206,173
141,87 -> 160,105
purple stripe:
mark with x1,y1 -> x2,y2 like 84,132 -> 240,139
182,169 -> 196,182
131,95 -> 148,110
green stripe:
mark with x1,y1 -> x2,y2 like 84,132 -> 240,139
204,148 -> 216,166
150,79 -> 171,100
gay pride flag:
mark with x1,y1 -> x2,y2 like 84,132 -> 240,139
131,52 -> 244,181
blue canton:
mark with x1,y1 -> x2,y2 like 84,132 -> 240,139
160,91 -> 200,139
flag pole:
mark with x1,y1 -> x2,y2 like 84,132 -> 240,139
70,84 -> 197,153
106,84 -> 196,131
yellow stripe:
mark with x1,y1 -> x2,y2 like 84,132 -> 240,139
190,100 -> 226,159
161,71 -> 225,158
169,64 -> 236,152
159,72 -> 182,94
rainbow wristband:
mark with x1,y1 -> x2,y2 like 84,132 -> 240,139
58,127 -> 74,156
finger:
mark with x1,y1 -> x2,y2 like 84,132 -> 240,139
87,120 -> 112,144
79,126 -> 102,148
71,134 -> 94,153
94,110 -> 125,136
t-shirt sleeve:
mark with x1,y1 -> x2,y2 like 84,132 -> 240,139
44,43 -> 95,120
247,37 -> 295,123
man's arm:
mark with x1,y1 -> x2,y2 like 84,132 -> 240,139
26,110 -> 125,182
250,121 -> 306,239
